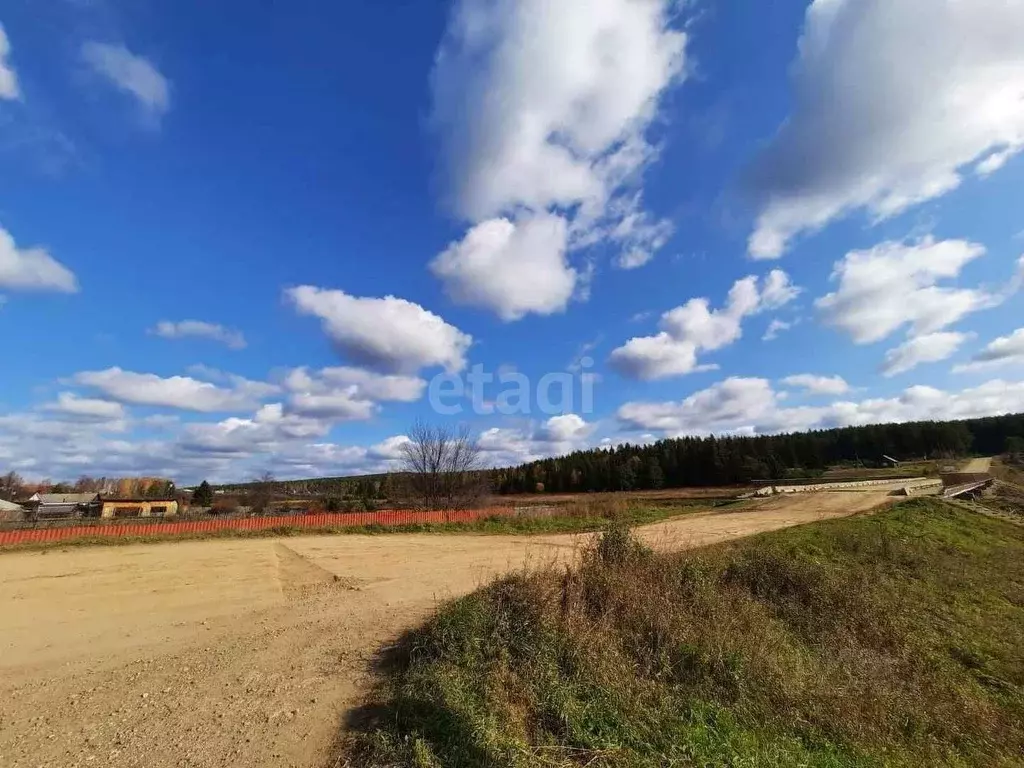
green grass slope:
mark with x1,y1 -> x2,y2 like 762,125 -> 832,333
343,499 -> 1024,767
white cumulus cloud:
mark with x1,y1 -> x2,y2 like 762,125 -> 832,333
430,0 -> 687,310
610,270 -> 800,380
816,237 -> 998,345
761,269 -> 802,309
0,397 -> 418,482
433,0 -> 686,221
619,376 -> 1024,437
430,213 -> 577,321
281,366 -> 426,420
762,318 -> 793,342
747,0 -> 1024,258
609,200 -> 675,270
286,286 -> 472,374
0,22 -> 20,100
0,224 -> 79,293
955,327 -> 1024,372
82,42 -> 170,119
368,435 -> 413,461
284,367 -> 425,404
282,392 -> 377,422
478,414 -> 596,466
178,404 -> 329,456
618,378 -> 781,434
536,414 -> 595,443
42,393 -> 126,422
881,331 -> 971,377
151,320 -> 247,350
781,374 -> 850,396
73,368 -> 276,413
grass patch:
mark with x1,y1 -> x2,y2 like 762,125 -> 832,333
343,498 -> 1024,767
820,460 -> 941,481
992,459 -> 1024,493
0,504 -> 708,553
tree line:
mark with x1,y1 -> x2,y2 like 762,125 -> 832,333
491,414 -> 1024,494
0,473 -> 175,501
214,473 -> 392,501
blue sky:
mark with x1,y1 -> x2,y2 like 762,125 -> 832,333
1,0 -> 1023,484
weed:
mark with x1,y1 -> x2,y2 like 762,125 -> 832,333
593,522 -> 651,567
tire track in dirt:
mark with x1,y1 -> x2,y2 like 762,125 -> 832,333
274,543 -> 364,600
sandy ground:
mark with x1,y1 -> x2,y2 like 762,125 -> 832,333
962,456 -> 993,473
0,492 -> 890,768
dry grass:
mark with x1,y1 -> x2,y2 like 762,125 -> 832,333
343,499 -> 1024,767
992,458 -> 1024,489
982,484 -> 1024,520
820,460 -> 942,481
504,487 -> 748,508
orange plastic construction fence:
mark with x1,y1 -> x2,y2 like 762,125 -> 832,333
0,507 -> 520,547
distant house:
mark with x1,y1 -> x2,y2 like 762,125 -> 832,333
0,498 -> 25,522
28,492 -> 100,505
25,493 -> 100,519
97,497 -> 179,519
881,455 -> 900,468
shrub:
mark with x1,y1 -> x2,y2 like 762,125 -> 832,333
209,497 -> 238,516
594,521 -> 650,567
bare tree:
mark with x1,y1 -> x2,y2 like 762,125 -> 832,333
0,471 -> 23,501
74,475 -> 105,493
249,471 -> 276,515
399,421 -> 487,511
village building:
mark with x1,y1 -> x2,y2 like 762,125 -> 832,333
0,498 -> 25,522
97,497 -> 179,519
24,493 -> 101,519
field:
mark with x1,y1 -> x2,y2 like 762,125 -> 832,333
992,457 -> 1024,488
504,486 -> 751,506
819,460 -> 943,480
0,491 -> 891,768
349,498 -> 1024,767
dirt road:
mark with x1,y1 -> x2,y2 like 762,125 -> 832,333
0,492 -> 890,768
962,457 -> 993,473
